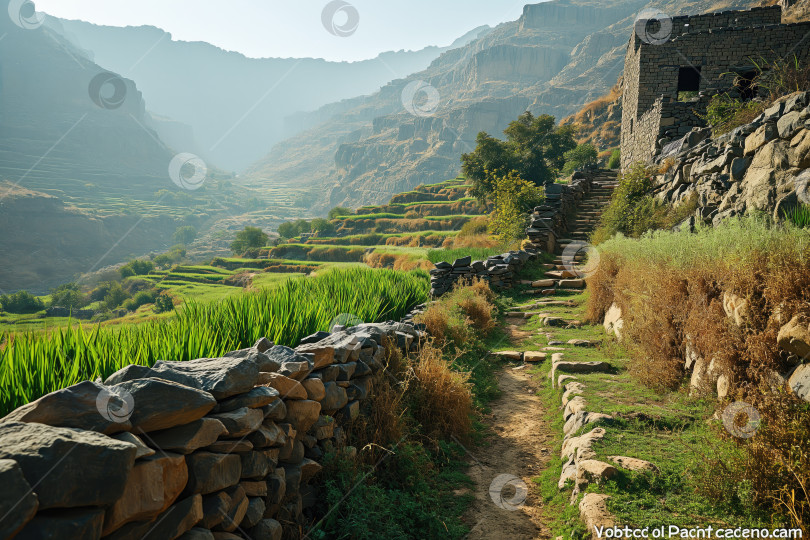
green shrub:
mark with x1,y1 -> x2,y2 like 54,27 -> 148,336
701,93 -> 766,135
592,163 -> 655,243
49,283 -> 87,310
489,171 -> 545,243
561,143 -> 598,176
120,259 -> 155,278
328,206 -> 353,219
153,294 -> 175,313
102,283 -> 130,311
0,291 -> 45,314
607,148 -> 621,169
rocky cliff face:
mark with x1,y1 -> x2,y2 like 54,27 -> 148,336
242,0 -> 764,213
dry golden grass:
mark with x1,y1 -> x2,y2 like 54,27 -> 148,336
587,219 -> 810,528
405,342 -> 473,442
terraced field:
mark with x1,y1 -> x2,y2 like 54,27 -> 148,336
271,176 -> 496,270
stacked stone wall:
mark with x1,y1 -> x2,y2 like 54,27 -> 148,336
0,322 -> 426,540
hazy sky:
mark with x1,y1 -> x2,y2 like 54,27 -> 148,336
35,0 -> 532,62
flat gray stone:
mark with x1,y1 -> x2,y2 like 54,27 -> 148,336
105,356 -> 259,400
119,378 -> 217,433
147,418 -> 228,454
208,407 -> 263,437
215,386 -> 279,413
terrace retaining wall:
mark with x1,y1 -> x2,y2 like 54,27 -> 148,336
0,321 -> 426,540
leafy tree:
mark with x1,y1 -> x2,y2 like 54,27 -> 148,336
328,207 -> 353,219
0,291 -> 45,314
311,218 -> 335,236
488,171 -> 545,243
277,222 -> 297,239
231,226 -> 269,255
173,225 -> 198,245
50,283 -> 87,309
462,112 -> 577,201
562,143 -> 598,176
90,282 -> 115,302
120,259 -> 154,278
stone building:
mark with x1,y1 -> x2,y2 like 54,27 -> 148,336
620,5 -> 810,168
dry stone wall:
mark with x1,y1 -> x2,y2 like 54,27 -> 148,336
0,321 -> 425,540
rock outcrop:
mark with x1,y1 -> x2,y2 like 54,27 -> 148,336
651,91 -> 810,225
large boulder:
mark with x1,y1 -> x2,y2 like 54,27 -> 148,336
0,459 -> 38,538
603,303 -> 624,341
105,357 -> 259,400
788,364 -> 810,402
777,314 -> 810,358
0,422 -> 136,509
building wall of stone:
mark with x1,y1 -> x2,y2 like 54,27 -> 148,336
621,4 -> 810,169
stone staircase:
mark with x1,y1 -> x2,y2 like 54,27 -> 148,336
523,170 -> 618,295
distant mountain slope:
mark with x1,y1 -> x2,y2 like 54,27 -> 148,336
0,14 -> 175,203
242,0 -> 765,213
47,18 -> 490,172
0,13 -> 218,291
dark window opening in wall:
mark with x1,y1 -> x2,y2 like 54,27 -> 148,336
734,70 -> 758,101
677,66 -> 702,101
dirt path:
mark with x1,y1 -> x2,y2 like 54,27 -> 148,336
463,367 -> 555,539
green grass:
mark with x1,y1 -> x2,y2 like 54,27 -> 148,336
0,267 -> 429,415
426,247 -> 504,264
598,215 -> 810,269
